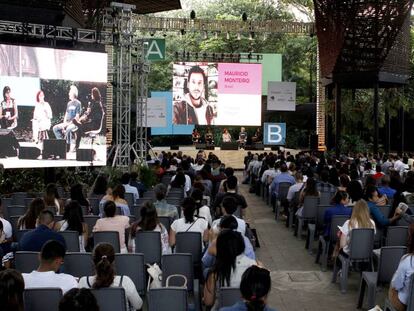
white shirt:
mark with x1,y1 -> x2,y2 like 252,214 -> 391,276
123,184 -> 139,202
195,205 -> 212,226
79,275 -> 143,310
286,182 -> 304,202
23,270 -> 78,294
394,160 -> 408,175
391,255 -> 414,305
171,217 -> 208,245
212,215 -> 246,236
0,218 -> 12,239
261,168 -> 276,184
170,174 -> 192,194
339,219 -> 376,254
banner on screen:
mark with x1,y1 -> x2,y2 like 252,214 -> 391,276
267,82 -> 296,111
263,123 -> 286,145
0,44 -> 107,169
172,62 -> 262,126
146,97 -> 167,127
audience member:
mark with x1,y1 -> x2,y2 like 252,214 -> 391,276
68,184 -> 90,212
270,164 -> 295,208
59,288 -> 99,311
19,210 -> 66,252
100,185 -> 130,216
130,171 -> 145,198
0,269 -> 24,311
153,183 -> 179,220
17,198 -> 45,230
121,172 -> 139,202
378,175 -> 397,200
213,176 -> 248,218
323,191 -> 352,237
78,243 -> 143,310
317,170 -> 336,194
23,240 -> 77,294
365,185 -> 400,228
191,188 -> 212,226
212,196 -> 246,236
43,183 -> 63,215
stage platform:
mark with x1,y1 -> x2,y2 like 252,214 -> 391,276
152,146 -> 298,170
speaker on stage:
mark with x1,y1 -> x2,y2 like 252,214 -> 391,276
171,145 -> 179,150
19,146 -> 41,159
0,130 -> 19,158
254,143 -> 264,150
221,142 -> 238,150
196,143 -> 206,150
76,149 -> 95,162
43,139 -> 66,160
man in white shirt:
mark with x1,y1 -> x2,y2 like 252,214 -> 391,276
23,240 -> 78,294
261,161 -> 277,186
212,196 -> 246,235
170,168 -> 192,194
0,199 -> 13,240
287,172 -> 305,202
394,155 -> 408,177
121,173 -> 139,202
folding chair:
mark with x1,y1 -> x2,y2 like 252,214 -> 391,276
274,182 -> 291,220
63,252 -> 94,278
218,287 -> 241,308
15,251 -> 39,273
332,228 -> 375,293
124,192 -> 134,208
296,196 -> 319,239
158,216 -> 171,233
148,287 -> 188,311
385,226 -> 408,247
84,215 -> 99,237
135,231 -> 161,265
91,287 -> 127,311
175,232 -> 202,277
24,288 -> 62,311
59,230 -> 80,252
88,197 -> 101,216
306,205 -> 331,253
6,205 -> 27,218
115,253 -> 146,296
357,246 -> 406,309
93,231 -> 120,253
12,192 -> 28,206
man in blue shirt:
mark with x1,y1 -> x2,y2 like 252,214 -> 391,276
19,210 -> 66,252
270,164 -> 295,198
323,191 -> 352,236
378,175 -> 397,199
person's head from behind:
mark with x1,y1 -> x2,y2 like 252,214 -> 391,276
365,184 -> 379,202
339,174 -> 349,188
381,175 -> 391,187
154,183 -> 167,201
294,171 -> 303,182
182,197 -> 196,223
120,173 -> 130,185
92,243 -> 115,289
376,164 -> 382,173
215,229 -> 245,286
221,196 -> 238,216
112,185 -> 125,200
0,269 -> 24,311
40,240 -> 66,272
333,191 -> 349,206
350,199 -> 373,228
103,200 -> 116,218
59,288 -> 99,311
69,85 -> 78,100
139,202 -> 159,231
91,87 -> 101,102
224,167 -> 234,178
280,164 -> 288,173
240,266 -> 271,310
63,201 -> 84,235
38,210 -> 55,229
226,175 -> 237,191
45,183 -> 59,200
304,177 -> 317,195
219,215 -> 238,231
70,184 -> 86,202
93,175 -> 108,195
25,198 -> 45,227
187,65 -> 206,101
190,188 -> 203,207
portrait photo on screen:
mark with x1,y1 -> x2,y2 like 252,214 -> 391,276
172,62 -> 262,126
0,44 -> 107,169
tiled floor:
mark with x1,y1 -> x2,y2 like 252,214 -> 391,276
238,178 -> 386,311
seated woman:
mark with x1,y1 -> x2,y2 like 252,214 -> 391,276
203,229 -> 257,310
67,183 -> 90,214
55,201 -> 88,252
43,183 -> 63,215
323,191 -> 352,237
222,128 -> 231,143
192,128 -> 201,144
78,243 -> 143,310
0,86 -> 18,129
32,90 -> 52,143
389,223 -> 414,311
93,201 -> 130,253
99,185 -> 130,216
130,202 -> 171,254
17,198 -> 45,230
191,188 -> 212,226
170,197 -> 209,248
220,266 -> 277,311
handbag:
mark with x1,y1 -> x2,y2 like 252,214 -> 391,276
146,263 -> 163,291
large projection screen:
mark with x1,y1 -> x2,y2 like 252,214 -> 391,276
173,62 -> 262,126
0,44 -> 107,169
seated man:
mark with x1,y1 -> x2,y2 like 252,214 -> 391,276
23,240 -> 78,294
212,196 -> 246,235
153,183 -> 179,221
213,176 -> 247,219
238,127 -> 247,149
19,210 -> 66,252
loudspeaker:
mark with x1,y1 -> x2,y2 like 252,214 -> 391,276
43,139 -> 66,159
221,142 -> 239,150
171,145 -> 179,150
244,145 -> 254,150
195,143 -> 206,150
19,146 -> 41,159
0,130 -> 18,158
76,149 -> 95,161
254,143 -> 264,150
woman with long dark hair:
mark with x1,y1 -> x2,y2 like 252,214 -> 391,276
0,269 -> 24,311
204,230 -> 257,310
169,197 -> 208,247
55,201 -> 88,252
130,202 -> 171,254
78,243 -> 142,310
68,184 -> 90,213
191,188 -> 212,226
17,198 -> 45,229
389,223 -> 414,311
221,265 -> 276,311
44,183 -> 63,215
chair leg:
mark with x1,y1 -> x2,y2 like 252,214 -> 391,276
297,218 -> 303,239
288,207 -> 294,229
366,282 -> 377,310
340,258 -> 349,294
332,256 -> 339,283
357,278 -> 366,309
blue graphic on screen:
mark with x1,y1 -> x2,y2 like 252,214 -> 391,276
263,123 -> 286,145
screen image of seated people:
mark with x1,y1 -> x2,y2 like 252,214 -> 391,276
0,44 -> 108,168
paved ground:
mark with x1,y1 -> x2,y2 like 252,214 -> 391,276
238,177 -> 387,311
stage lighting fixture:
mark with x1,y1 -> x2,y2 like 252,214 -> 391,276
190,10 -> 196,19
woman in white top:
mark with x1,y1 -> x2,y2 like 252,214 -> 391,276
222,128 -> 231,143
170,197 -> 209,247
79,243 -> 143,311
389,223 -> 414,311
55,201 -> 88,252
130,202 -> 171,254
203,229 -> 257,310
191,188 -> 212,226
32,90 -> 52,143
339,199 -> 376,255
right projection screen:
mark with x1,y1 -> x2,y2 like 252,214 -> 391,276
173,62 -> 262,126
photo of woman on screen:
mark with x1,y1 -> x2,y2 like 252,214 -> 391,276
32,90 -> 52,143
0,86 -> 18,129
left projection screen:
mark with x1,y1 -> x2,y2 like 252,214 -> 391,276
0,44 -> 107,169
